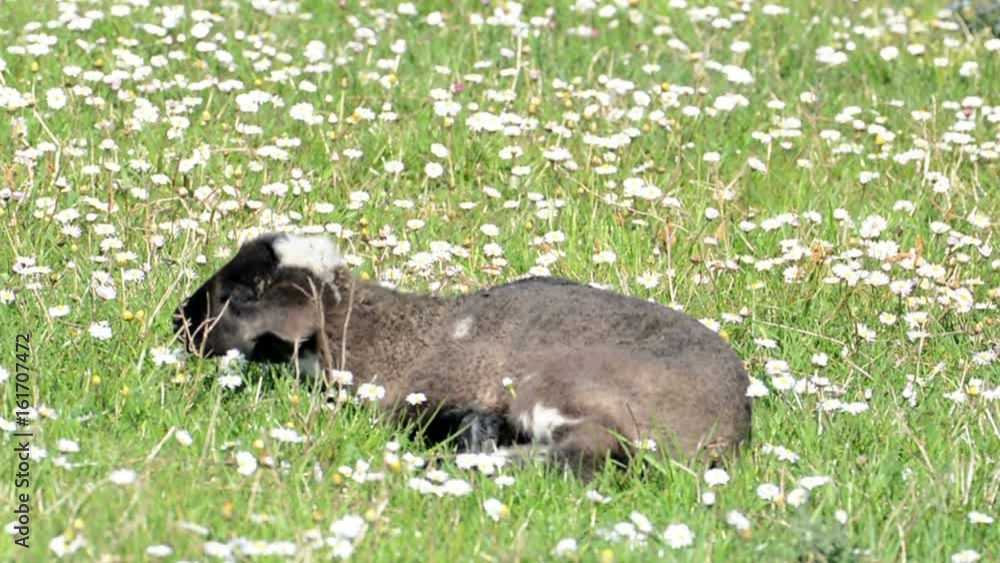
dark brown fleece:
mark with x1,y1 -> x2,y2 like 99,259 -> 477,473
320,267 -> 752,465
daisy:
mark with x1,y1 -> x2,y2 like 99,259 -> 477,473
235,451 -> 257,476
483,498 -> 508,521
48,305 -> 71,318
357,383 -> 386,402
662,523 -> 694,549
109,468 -> 137,486
269,427 -> 305,444
88,321 -> 113,340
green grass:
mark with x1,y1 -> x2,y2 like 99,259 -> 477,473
1,0 -> 999,561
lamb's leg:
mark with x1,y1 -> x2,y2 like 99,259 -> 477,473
421,407 -> 510,453
455,410 -> 504,453
495,421 -> 628,482
550,420 -> 630,481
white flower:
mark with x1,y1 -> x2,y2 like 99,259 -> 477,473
329,370 -> 354,385
151,347 -> 180,367
46,88 -> 67,110
88,321 -> 113,340
967,511 -> 994,525
430,143 -> 449,158
636,271 -> 661,289
424,162 -> 444,178
756,483 -> 782,501
289,102 -> 322,124
218,374 -> 243,390
426,10 -> 444,26
799,475 -> 831,490
859,170 -> 879,185
145,544 -> 173,557
329,538 -> 354,559
859,215 -> 888,238
746,377 -> 769,397
204,541 -> 233,558
771,374 -> 796,391
786,487 -> 808,507
483,498 -> 508,521
330,514 -> 367,540
951,550 -> 981,563
636,438 -> 658,451
630,511 -> 653,534
593,250 -> 617,264
840,401 -> 869,415
552,538 -> 578,557
357,383 -> 386,402
109,468 -> 137,486
48,305 -> 71,318
726,510 -> 751,531
269,427 -> 305,443
236,451 -> 258,476
483,243 -> 504,257
754,338 -> 778,349
966,211 -> 991,230
442,479 -> 473,496
764,360 -> 790,376
662,523 -> 694,549
175,430 -> 193,446
586,489 -> 611,504
406,393 -> 427,405
762,443 -> 800,463
50,533 -> 86,557
55,439 -> 79,453
703,468 -> 730,487
219,349 -> 246,374
495,475 -> 515,488
384,160 -> 405,174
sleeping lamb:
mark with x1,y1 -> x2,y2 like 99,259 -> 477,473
174,232 -> 752,479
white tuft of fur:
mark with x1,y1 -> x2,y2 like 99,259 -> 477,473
518,403 -> 580,444
273,234 -> 342,281
452,316 -> 474,339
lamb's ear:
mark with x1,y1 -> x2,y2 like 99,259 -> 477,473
270,233 -> 343,284
330,264 -> 355,299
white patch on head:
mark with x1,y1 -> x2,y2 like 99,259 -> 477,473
272,234 -> 342,281
517,403 -> 580,444
452,316 -> 474,339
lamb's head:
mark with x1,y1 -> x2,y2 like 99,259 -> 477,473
174,233 -> 345,360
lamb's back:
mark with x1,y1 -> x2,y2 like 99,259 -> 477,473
454,277 -> 744,377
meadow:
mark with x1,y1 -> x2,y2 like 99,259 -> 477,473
1,0 -> 999,561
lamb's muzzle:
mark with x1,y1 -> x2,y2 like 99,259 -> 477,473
175,232 -> 754,479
